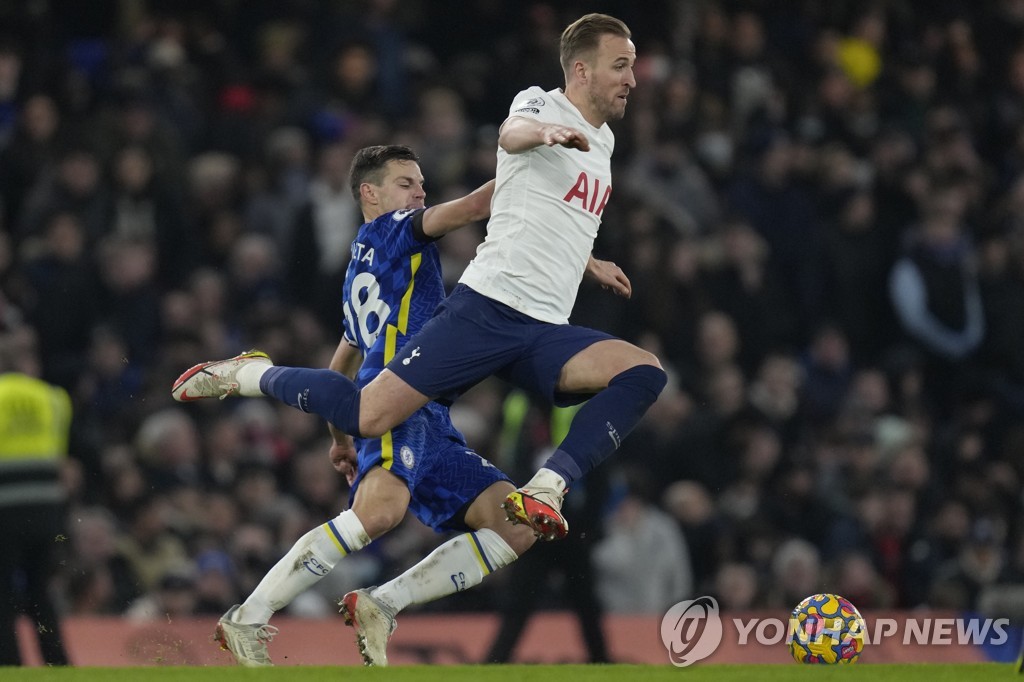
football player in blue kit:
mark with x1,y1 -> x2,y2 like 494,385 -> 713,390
179,145 -> 536,666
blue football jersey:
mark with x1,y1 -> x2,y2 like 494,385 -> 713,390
341,207 -> 503,529
341,208 -> 446,387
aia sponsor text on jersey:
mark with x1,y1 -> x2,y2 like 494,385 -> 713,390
563,171 -> 611,216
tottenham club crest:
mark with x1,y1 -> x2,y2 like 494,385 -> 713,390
400,446 -> 415,468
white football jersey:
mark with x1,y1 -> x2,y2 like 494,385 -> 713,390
459,86 -> 615,324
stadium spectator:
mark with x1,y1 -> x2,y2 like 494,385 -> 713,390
768,538 -> 823,610
61,506 -> 139,614
125,563 -> 199,621
711,561 -> 762,611
889,178 -> 985,415
17,211 -> 98,389
593,466 -> 692,614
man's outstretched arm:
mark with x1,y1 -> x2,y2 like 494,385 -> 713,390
498,116 -> 591,154
420,179 -> 496,237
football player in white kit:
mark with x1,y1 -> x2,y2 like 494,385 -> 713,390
176,10 -> 665,542
174,12 -> 666,661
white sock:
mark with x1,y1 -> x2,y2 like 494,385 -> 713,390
525,467 -> 566,492
236,509 -> 370,623
372,529 -> 518,612
236,362 -> 271,397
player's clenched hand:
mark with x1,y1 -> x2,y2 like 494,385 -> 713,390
585,256 -> 632,298
542,125 -> 590,151
329,433 -> 358,486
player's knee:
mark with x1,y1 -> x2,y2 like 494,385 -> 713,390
633,349 -> 663,372
507,524 -> 538,556
351,496 -> 405,538
359,400 -> 418,437
614,359 -> 668,400
645,361 -> 668,393
608,347 -> 663,379
355,507 -> 404,538
492,522 -> 537,557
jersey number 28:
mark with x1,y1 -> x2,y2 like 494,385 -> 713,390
345,271 -> 392,349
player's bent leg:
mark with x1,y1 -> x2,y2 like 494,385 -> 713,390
215,507 -> 373,666
356,369 -> 432,438
374,482 -> 527,608
342,525 -> 515,668
337,467 -> 413,666
556,339 -> 662,394
173,352 -> 430,439
536,339 -> 666,486
350,466 -> 413,538
256,365 -> 427,438
465,481 -> 538,556
367,524 -> 521,614
354,484 -> 527,665
220,469 -> 407,667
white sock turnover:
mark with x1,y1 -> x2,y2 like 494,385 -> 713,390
373,529 -> 518,613
236,361 -> 271,397
236,509 -> 370,623
525,467 -> 566,492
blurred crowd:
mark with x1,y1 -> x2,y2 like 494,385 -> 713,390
1,0 -> 1023,628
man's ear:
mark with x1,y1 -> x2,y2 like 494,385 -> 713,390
360,182 -> 377,205
573,59 -> 589,84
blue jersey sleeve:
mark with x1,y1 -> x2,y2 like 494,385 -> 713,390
341,207 -> 445,361
375,208 -> 431,259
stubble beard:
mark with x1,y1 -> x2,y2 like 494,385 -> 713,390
588,89 -> 627,124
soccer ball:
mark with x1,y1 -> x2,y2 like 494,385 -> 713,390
787,593 -> 866,664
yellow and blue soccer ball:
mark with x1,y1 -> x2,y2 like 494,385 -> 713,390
787,593 -> 867,664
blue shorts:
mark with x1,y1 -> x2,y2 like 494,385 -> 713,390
349,401 -> 511,533
389,284 -> 615,407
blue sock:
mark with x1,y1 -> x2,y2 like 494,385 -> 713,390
543,364 -> 667,485
259,366 -> 363,436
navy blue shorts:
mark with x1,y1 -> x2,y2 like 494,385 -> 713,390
388,284 -> 615,407
349,401 -> 511,533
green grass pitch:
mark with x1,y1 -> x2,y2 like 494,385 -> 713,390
0,664 -> 1011,682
